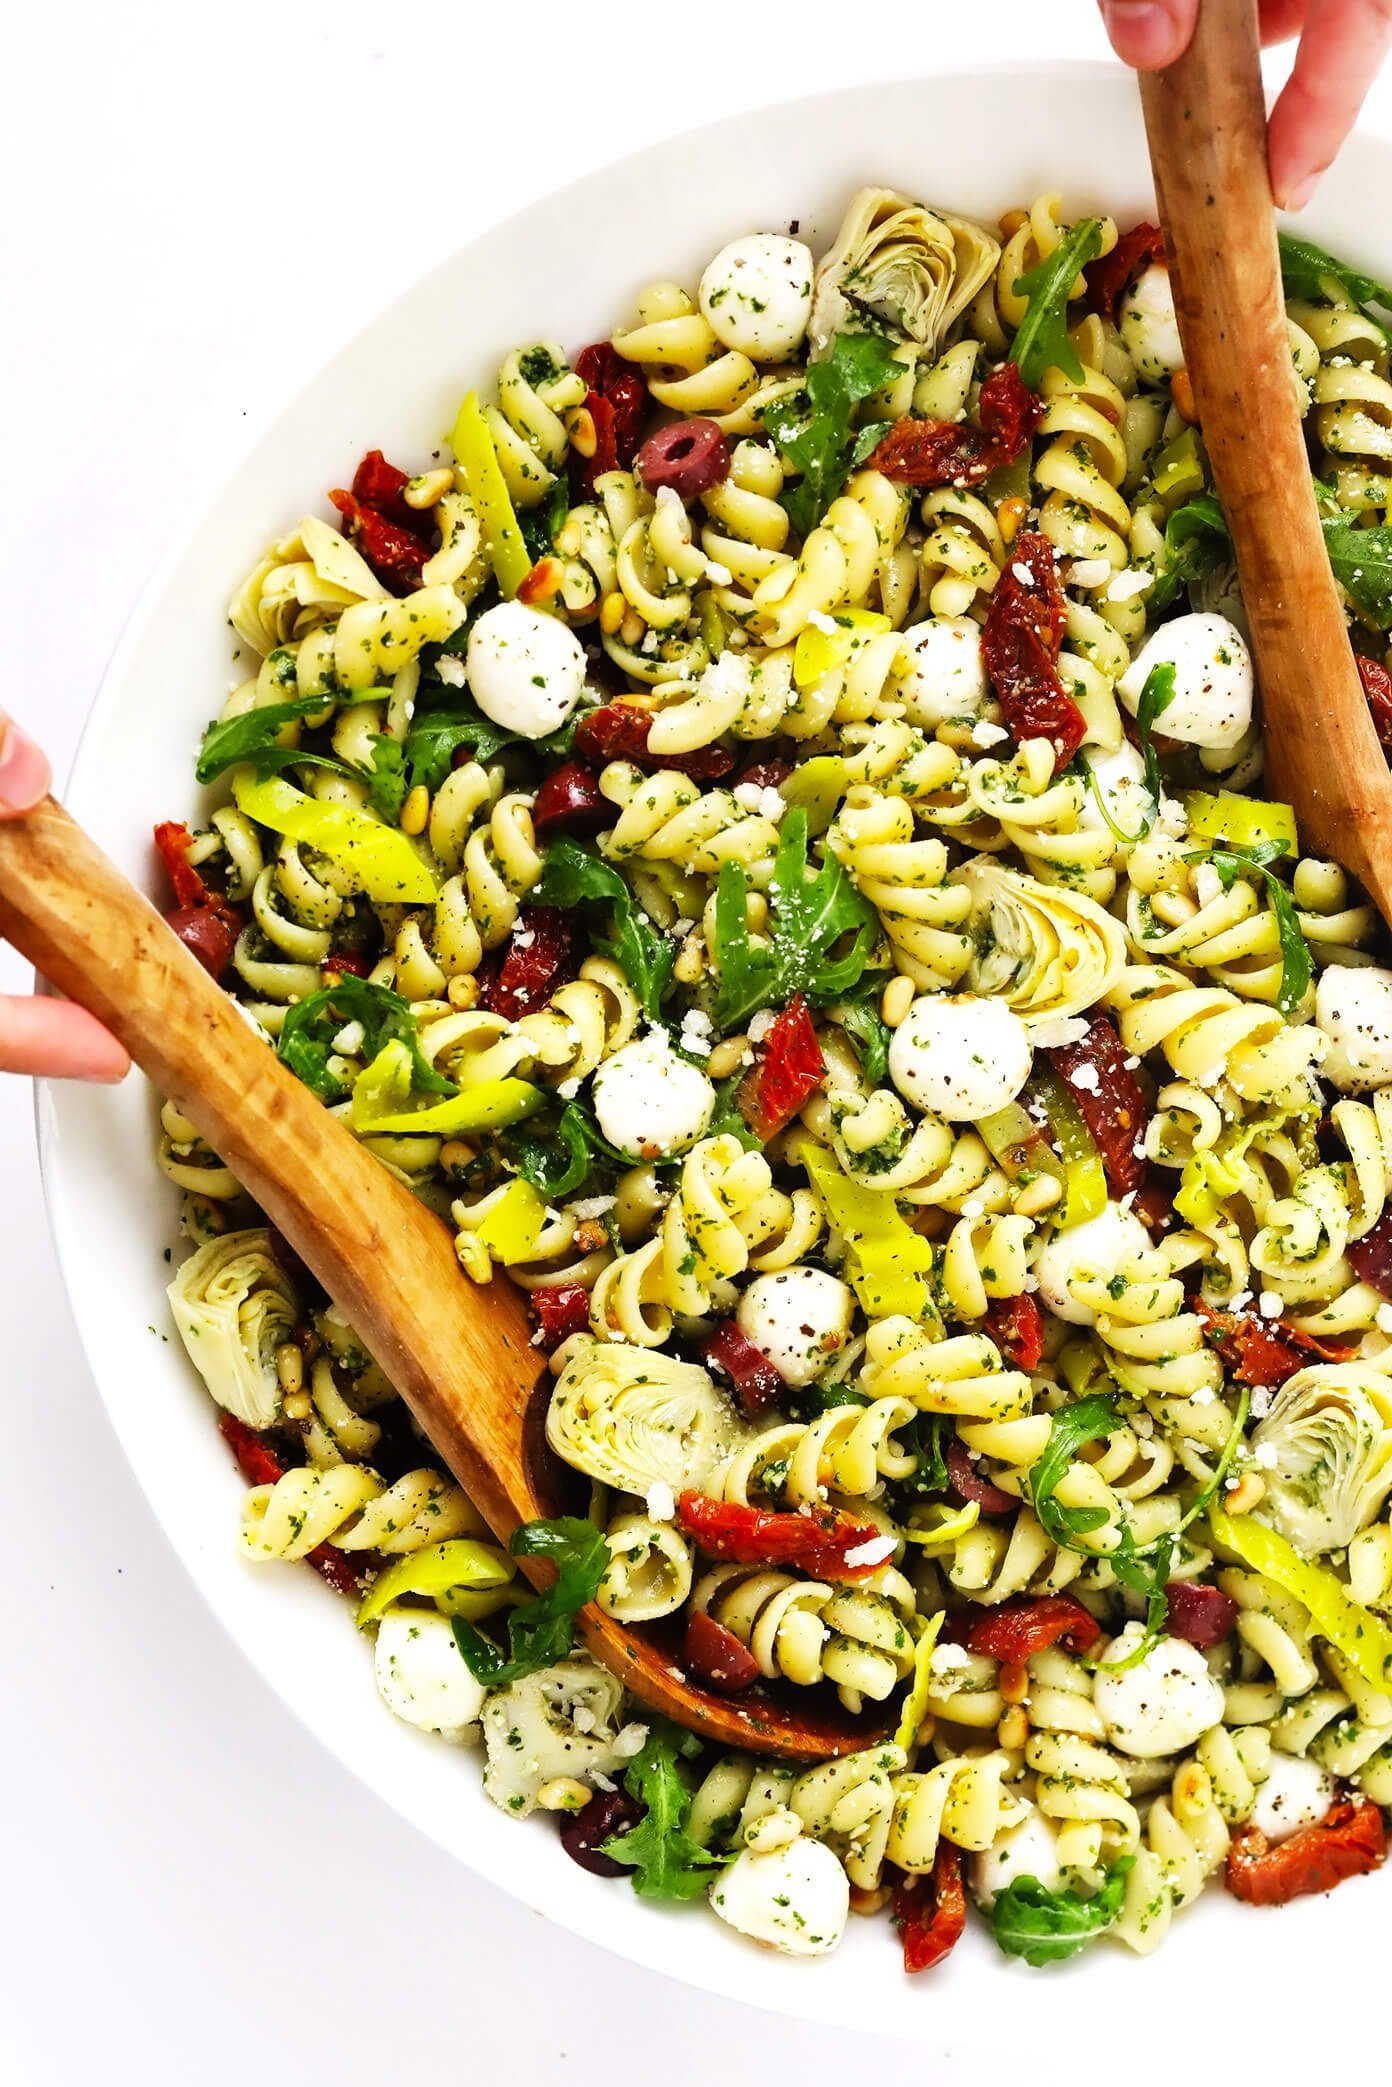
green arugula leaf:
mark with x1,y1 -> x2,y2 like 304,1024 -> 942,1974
1028,1393 -> 1119,1548
1322,518 -> 1392,628
1149,492 -> 1230,611
1278,230 -> 1392,325
791,1381 -> 872,1417
898,1413 -> 950,1499
195,697 -> 338,784
827,974 -> 893,1087
451,1516 -> 609,1686
600,1720 -> 728,1902
533,838 -> 674,1022
705,1074 -> 762,1151
711,809 -> 878,1030
762,330 -> 901,536
1183,840 -> 1313,1016
403,694 -> 583,793
1009,217 -> 1106,390
1077,753 -> 1147,846
990,1859 -> 1133,1967
519,477 -> 570,563
508,1098 -> 640,1199
365,733 -> 407,821
1135,660 -> 1178,809
276,978 -> 456,1104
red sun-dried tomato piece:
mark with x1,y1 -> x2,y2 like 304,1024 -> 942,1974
703,1321 -> 787,1421
893,1846 -> 968,1974
165,904 -> 238,981
1350,1210 -> 1392,1298
944,1436 -> 1016,1517
328,488 -> 431,593
479,907 -> 579,1020
153,820 -> 242,931
732,759 -> 793,794
981,529 -> 1085,769
676,1492 -> 889,1579
736,994 -> 824,1142
217,1413 -> 359,1596
1132,1168 -> 1179,1239
949,1592 -> 1103,1667
1356,653 -> 1392,757
573,389 -> 619,499
867,362 -> 1042,487
1196,1302 -> 1358,1389
531,760 -> 612,836
320,950 -> 371,979
350,449 -> 417,529
1226,1797 -> 1386,1906
982,1292 -> 1045,1372
574,343 -> 648,462
1164,1580 -> 1239,1649
1045,1013 -> 1147,1196
1085,222 -> 1167,321
574,701 -> 735,781
528,1282 -> 593,1353
683,1609 -> 762,1693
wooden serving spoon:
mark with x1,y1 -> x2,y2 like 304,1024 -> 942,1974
1139,0 -> 1392,916
0,797 -> 872,1758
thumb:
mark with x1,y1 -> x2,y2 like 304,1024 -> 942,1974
0,712 -> 51,815
1098,0 -> 1200,69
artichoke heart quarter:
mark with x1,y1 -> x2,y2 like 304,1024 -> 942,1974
809,186 -> 1000,360
951,855 -> 1127,1024
167,1227 -> 300,1430
1249,1362 -> 1392,1553
547,1341 -> 747,1497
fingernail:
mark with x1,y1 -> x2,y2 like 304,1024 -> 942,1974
1101,1 -> 1189,69
1277,171 -> 1321,214
0,715 -> 51,812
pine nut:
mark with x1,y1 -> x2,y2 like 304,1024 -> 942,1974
404,467 -> 453,509
1015,1175 -> 1063,1218
881,974 -> 916,1027
400,785 -> 430,836
1172,367 -> 1197,422
707,1037 -> 750,1080
447,973 -> 479,1012
999,208 -> 1029,238
537,1776 -> 593,1812
620,608 -> 645,647
998,1660 -> 1031,1706
569,408 -> 597,460
674,935 -> 706,984
439,1139 -> 477,1175
283,1390 -> 312,1422
997,1705 -> 1029,1751
1224,1472 -> 1266,1515
744,1807 -> 802,1855
996,495 -> 1028,545
518,557 -> 564,606
599,591 -> 627,636
275,1342 -> 305,1397
849,1884 -> 892,1917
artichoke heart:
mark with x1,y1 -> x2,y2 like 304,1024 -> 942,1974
167,1227 -> 300,1429
547,1340 -> 746,1497
951,855 -> 1127,1024
1249,1362 -> 1392,1553
809,185 -> 1000,360
482,1658 -> 627,1817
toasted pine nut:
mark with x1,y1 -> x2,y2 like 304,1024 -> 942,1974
275,1342 -> 305,1397
400,785 -> 430,836
283,1390 -> 312,1422
707,1036 -> 751,1080
881,974 -> 916,1028
537,1776 -> 592,1812
404,467 -> 453,509
455,1233 -> 492,1282
620,608 -> 645,648
447,973 -> 479,1012
1172,367 -> 1197,422
518,557 -> 564,606
996,495 -> 1029,545
849,1883 -> 893,1917
997,1705 -> 1029,1751
674,934 -> 706,985
1224,1472 -> 1266,1515
998,1661 -> 1031,1706
1015,1175 -> 1063,1219
439,1138 -> 477,1175
599,591 -> 627,636
744,1807 -> 802,1855
569,408 -> 598,459
999,208 -> 1029,238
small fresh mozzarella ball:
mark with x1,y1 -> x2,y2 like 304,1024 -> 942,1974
1250,1752 -> 1335,1845
374,1608 -> 486,1741
1076,737 -> 1154,840
971,1807 -> 1066,1909
1117,613 -> 1253,753
897,616 -> 989,728
1118,263 -> 1185,384
465,600 -> 587,738
888,993 -> 1032,1122
736,1267 -> 855,1387
1315,964 -> 1392,1091
591,1033 -> 714,1161
1093,1625 -> 1225,1758
1031,1203 -> 1151,1327
698,235 -> 815,362
708,1834 -> 849,1956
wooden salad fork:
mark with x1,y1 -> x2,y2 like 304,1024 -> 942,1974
1140,0 -> 1392,916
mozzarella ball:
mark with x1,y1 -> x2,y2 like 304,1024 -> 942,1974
374,1607 -> 486,1741
1117,613 -> 1253,753
708,1834 -> 849,1956
1076,737 -> 1154,841
1251,1752 -> 1334,1845
1315,964 -> 1392,1092
465,600 -> 587,738
897,616 -> 990,728
1093,1625 -> 1225,1758
591,1033 -> 714,1160
736,1267 -> 856,1387
698,234 -> 815,362
1118,262 -> 1185,384
1031,1203 -> 1151,1327
888,993 -> 1032,1122
971,1807 -> 1065,1909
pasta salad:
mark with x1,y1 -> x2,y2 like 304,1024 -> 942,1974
155,185 -> 1392,1973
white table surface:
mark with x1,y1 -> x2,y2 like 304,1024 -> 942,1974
4,7 -> 1383,2080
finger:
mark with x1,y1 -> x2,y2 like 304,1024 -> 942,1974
1259,0 -> 1308,44
1097,0 -> 1199,69
0,711 -> 51,815
1268,0 -> 1392,208
0,996 -> 130,1081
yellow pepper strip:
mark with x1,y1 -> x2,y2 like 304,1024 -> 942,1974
233,771 -> 437,905
779,755 -> 848,836
792,608 -> 891,691
352,1039 -> 543,1135
899,1501 -> 981,1551
895,1609 -> 945,1751
450,390 -> 532,599
472,1178 -> 549,1265
1210,1506 -> 1392,1697
1031,1070 -> 1108,1232
802,1148 -> 942,1329
1150,425 -> 1205,504
1183,790 -> 1299,858
356,1538 -> 514,1629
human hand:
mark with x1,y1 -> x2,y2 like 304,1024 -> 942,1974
0,713 -> 130,1080
1099,0 -> 1392,210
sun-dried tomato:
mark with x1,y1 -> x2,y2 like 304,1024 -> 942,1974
217,1413 -> 359,1596
321,950 -> 370,979
893,1846 -> 968,1974
1350,1209 -> 1392,1297
703,1321 -> 787,1421
1045,1013 -> 1147,1195
572,343 -> 649,497
328,487 -> 431,593
733,759 -> 793,793
1226,1797 -> 1386,1906
982,1292 -> 1045,1372
574,701 -> 735,781
1356,653 -> 1392,757
165,905 -> 238,981
676,1492 -> 888,1579
479,907 -> 579,1020
154,821 -> 241,933
867,363 -> 1042,488
683,1609 -> 762,1692
949,1592 -> 1102,1667
349,449 -> 417,528
736,994 -> 824,1142
1085,222 -> 1167,321
528,1282 -> 593,1353
1196,1302 -> 1358,1388
531,760 -> 611,836
980,529 -> 1086,768
1132,1168 -> 1179,1239
1164,1580 -> 1239,1649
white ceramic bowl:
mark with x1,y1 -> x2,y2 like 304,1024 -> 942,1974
38,62 -> 1392,2063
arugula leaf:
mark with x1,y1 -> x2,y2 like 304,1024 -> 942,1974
990,1860 -> 1133,1967
277,978 -> 456,1103
1149,492 -> 1230,612
365,733 -> 407,821
1028,1393 -> 1119,1548
533,838 -> 674,1022
508,1098 -> 641,1198
1322,518 -> 1392,628
195,697 -> 338,784
705,1074 -> 762,1151
899,1414 -> 950,1499
791,1381 -> 872,1417
1278,230 -> 1392,324
711,809 -> 878,1030
403,694 -> 583,793
762,330 -> 901,536
1183,840 -> 1313,1015
519,477 -> 570,564
600,1720 -> 728,1901
1077,753 -> 1147,846
451,1516 -> 609,1686
1135,660 -> 1178,809
827,974 -> 892,1087
1009,217 -> 1106,390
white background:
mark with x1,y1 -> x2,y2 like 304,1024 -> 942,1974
2,6 -> 1382,2081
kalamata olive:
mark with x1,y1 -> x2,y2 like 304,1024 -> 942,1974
558,1788 -> 645,1877
635,417 -> 731,501
1164,1579 -> 1239,1648
531,759 -> 611,835
944,1436 -> 1016,1518
733,759 -> 793,794
684,1609 -> 762,1693
165,904 -> 238,981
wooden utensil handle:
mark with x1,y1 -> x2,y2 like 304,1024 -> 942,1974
0,795 -> 536,1544
1140,0 -> 1392,888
